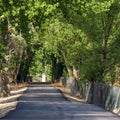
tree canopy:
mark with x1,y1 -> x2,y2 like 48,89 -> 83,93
0,0 -> 120,97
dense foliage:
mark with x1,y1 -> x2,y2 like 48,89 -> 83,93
0,0 -> 120,97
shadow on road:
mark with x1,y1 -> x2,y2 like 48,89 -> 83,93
1,84 -> 120,120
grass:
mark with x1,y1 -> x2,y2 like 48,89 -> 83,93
10,82 -> 28,91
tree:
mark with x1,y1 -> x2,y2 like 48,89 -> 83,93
0,0 -> 120,97
57,0 -> 120,84
0,0 -> 61,96
42,17 -> 88,80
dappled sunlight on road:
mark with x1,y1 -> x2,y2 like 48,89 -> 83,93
1,86 -> 120,120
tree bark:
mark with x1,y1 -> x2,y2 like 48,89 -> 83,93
73,65 -> 79,80
61,51 -> 72,76
0,18 -> 11,97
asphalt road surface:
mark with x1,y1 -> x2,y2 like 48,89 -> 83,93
1,85 -> 120,120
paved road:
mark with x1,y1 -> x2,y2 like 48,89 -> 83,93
1,85 -> 120,120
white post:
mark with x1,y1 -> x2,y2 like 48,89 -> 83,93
42,73 -> 46,82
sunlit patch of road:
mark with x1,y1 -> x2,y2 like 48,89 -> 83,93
1,85 -> 119,120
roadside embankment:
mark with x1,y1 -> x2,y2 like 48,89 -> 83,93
0,87 -> 27,118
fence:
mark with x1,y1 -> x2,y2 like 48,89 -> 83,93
63,78 -> 120,115
93,83 -> 120,114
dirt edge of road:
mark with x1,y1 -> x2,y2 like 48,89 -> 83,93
0,87 -> 27,118
57,87 -> 86,103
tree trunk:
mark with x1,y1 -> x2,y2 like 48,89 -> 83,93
73,65 -> 79,80
61,51 -> 72,76
101,11 -> 114,79
51,54 -> 64,82
51,54 -> 56,82
0,18 -> 11,97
